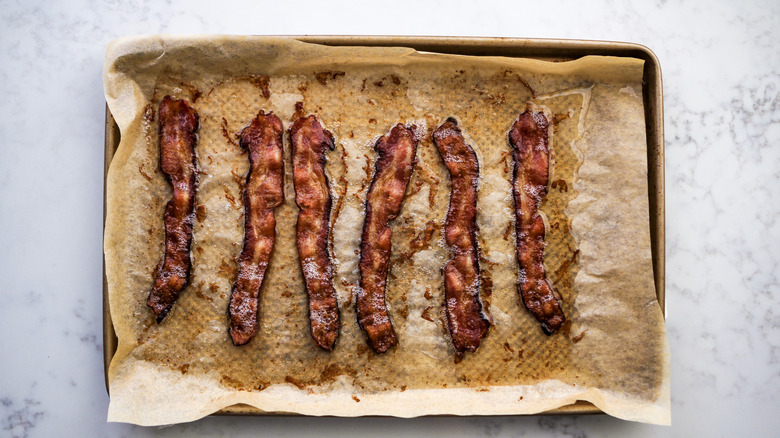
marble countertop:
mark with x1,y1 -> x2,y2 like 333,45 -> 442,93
1,0 -> 778,436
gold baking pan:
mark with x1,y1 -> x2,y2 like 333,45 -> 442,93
103,36 -> 664,417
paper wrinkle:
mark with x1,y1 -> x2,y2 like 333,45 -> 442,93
103,35 -> 669,425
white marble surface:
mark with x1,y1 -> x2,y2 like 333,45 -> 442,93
1,0 -> 778,436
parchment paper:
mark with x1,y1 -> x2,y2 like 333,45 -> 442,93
103,36 -> 669,425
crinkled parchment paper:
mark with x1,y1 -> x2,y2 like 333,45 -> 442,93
103,36 -> 669,425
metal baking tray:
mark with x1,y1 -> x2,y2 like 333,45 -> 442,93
103,36 -> 665,417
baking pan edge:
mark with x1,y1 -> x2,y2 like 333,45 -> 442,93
102,36 -> 665,417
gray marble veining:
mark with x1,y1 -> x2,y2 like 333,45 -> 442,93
1,0 -> 778,436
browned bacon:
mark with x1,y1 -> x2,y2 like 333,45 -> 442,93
357,124 -> 418,353
290,115 -> 340,351
228,111 -> 285,346
509,108 -> 565,334
432,118 -> 490,352
147,96 -> 199,322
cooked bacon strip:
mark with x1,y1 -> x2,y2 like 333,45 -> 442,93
290,115 -> 340,351
358,124 -> 418,353
228,111 -> 284,346
509,108 -> 565,334
432,118 -> 490,352
147,96 -> 199,322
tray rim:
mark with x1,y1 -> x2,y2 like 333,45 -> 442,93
102,35 -> 665,418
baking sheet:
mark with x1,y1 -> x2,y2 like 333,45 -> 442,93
103,35 -> 669,425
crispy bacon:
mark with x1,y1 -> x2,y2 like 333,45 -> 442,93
357,124 -> 418,353
228,111 -> 285,346
290,115 -> 341,351
147,96 -> 199,322
432,118 -> 490,352
509,108 -> 565,334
